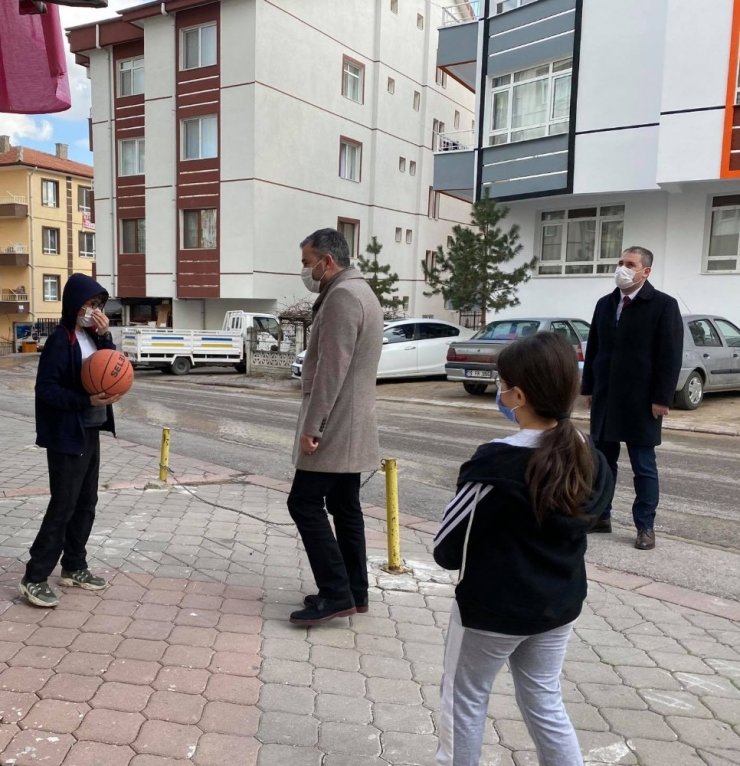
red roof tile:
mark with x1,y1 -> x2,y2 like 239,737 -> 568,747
0,145 -> 93,179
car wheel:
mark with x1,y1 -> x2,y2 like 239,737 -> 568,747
674,370 -> 703,410
463,382 -> 488,395
170,357 -> 192,376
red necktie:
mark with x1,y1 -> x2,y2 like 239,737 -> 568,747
622,296 -> 631,308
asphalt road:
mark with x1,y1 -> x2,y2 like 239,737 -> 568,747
1,361 -> 739,601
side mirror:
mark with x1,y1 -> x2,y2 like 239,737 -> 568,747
382,337 -> 389,344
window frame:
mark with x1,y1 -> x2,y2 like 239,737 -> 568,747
78,186 -> 92,212
409,160 -> 417,176
121,218 -> 146,254
182,208 -> 217,249
536,204 -> 625,277
41,179 -> 59,208
706,196 -> 740,273
117,56 -> 144,97
341,56 -> 365,104
413,91 -> 421,111
181,115 -> 218,161
119,138 -> 145,176
42,226 -> 60,255
42,274 -> 60,302
488,58 -> 572,146
180,23 -> 217,71
338,137 -> 362,182
337,217 -> 360,260
78,231 -> 96,259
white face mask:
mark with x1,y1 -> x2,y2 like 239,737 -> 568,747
614,264 -> 642,290
301,261 -> 325,293
78,307 -> 96,327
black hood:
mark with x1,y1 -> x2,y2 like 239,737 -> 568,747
61,273 -> 109,330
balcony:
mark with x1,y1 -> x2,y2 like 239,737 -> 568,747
0,287 -> 29,314
434,130 -> 476,202
0,194 -> 28,218
438,2 -> 480,91
441,0 -> 481,26
0,244 -> 29,268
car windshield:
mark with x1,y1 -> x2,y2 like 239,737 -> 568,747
472,320 -> 541,341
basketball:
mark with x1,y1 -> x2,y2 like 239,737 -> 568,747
81,349 -> 134,397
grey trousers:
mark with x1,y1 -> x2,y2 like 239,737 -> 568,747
437,603 -> 582,766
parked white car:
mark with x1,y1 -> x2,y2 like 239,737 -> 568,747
291,318 -> 475,379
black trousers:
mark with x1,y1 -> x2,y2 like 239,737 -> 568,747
287,470 -> 368,604
25,428 -> 100,583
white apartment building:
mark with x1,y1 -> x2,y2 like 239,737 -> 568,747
68,0 -> 474,328
435,0 -> 740,325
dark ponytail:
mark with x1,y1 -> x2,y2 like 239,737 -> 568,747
497,332 -> 593,523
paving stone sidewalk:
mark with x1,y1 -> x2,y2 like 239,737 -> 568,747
0,412 -> 738,765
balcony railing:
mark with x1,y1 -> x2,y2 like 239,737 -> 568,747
0,194 -> 27,206
0,289 -> 29,303
441,0 -> 481,26
2,244 -> 28,254
435,129 -> 477,152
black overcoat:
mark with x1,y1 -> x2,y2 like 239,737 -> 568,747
581,282 -> 683,446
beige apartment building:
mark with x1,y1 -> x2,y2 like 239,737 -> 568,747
0,136 -> 95,351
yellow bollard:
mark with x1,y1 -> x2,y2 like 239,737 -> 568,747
383,458 -> 403,572
159,427 -> 171,482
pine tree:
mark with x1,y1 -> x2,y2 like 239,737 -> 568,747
422,189 -> 535,328
357,236 -> 403,311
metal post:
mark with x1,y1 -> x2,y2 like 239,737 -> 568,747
159,427 -> 171,482
383,458 -> 402,571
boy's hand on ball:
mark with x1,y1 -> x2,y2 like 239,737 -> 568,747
90,392 -> 122,406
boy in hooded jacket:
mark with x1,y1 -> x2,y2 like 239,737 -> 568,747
19,273 -> 123,608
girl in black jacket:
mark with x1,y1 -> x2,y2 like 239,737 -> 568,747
434,332 -> 614,766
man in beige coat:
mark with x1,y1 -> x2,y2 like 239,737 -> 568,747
288,228 -> 384,625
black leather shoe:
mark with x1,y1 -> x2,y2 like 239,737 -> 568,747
304,593 -> 369,614
589,517 -> 612,533
290,598 -> 357,625
635,529 -> 656,550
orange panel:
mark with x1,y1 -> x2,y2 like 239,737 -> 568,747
721,0 -> 740,177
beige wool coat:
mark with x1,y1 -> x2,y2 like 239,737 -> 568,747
292,269 -> 384,473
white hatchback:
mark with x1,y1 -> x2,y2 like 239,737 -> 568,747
291,318 -> 475,380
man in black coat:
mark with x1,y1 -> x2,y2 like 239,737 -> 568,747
581,246 -> 683,550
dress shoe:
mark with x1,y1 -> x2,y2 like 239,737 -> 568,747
635,529 -> 656,550
290,597 -> 356,625
588,517 -> 612,534
304,593 -> 369,614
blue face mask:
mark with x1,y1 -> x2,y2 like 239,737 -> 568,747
496,387 -> 519,423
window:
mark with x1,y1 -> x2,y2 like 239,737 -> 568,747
384,324 -> 414,344
428,187 -> 439,219
417,13 -> 424,29
405,229 -> 413,244
496,0 -> 538,14
78,186 -> 92,212
688,319 -> 722,348
337,218 -> 359,258
181,23 -> 217,70
716,318 -> 740,347
418,322 -> 459,340
454,110 -> 461,129
339,138 -> 362,182
436,68 -> 448,88
342,57 -> 364,103
409,160 -> 416,176
43,275 -> 60,302
399,157 -> 406,172
390,0 -> 398,13
41,179 -> 58,208
537,205 -> 624,276
424,250 -> 436,281
432,119 -> 445,151
395,227 -> 402,242
118,57 -> 144,96
42,227 -> 60,254
402,296 -> 409,312
413,91 -> 420,111
387,77 -> 395,94
78,231 -> 96,258
183,209 -> 217,249
121,219 -> 146,253
182,116 -> 218,160
489,58 -> 572,145
707,196 -> 740,272
119,138 -> 145,176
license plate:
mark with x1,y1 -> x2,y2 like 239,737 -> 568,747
465,370 -> 492,379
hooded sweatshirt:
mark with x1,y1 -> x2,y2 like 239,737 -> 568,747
434,430 -> 614,635
35,273 -> 116,455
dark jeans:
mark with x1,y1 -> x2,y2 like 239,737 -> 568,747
287,470 -> 368,604
594,440 -> 659,531
25,428 -> 100,583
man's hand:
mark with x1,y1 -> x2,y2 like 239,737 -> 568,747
91,309 -> 110,334
651,403 -> 669,419
300,433 -> 320,455
90,392 -> 122,407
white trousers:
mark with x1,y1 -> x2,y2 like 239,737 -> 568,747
437,603 -> 583,766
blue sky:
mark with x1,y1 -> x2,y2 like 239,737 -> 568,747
0,1 -> 138,166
